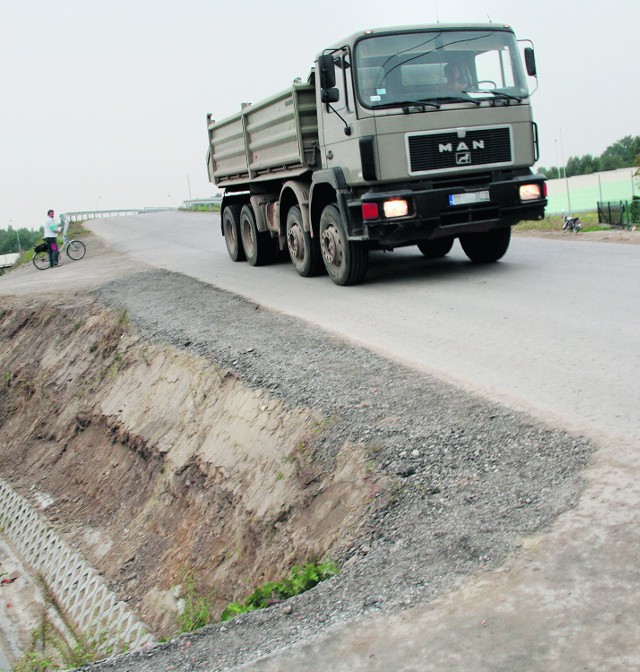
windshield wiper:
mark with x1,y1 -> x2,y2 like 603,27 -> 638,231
372,99 -> 441,111
462,89 -> 524,104
427,95 -> 481,107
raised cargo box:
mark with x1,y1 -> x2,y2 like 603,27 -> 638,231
207,82 -> 319,187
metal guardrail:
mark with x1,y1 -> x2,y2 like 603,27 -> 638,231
0,478 -> 155,655
62,208 -> 176,223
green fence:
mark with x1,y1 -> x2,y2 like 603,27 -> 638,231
545,168 -> 638,215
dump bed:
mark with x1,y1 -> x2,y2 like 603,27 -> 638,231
207,82 -> 319,188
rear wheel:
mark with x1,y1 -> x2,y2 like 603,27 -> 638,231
286,205 -> 324,277
240,204 -> 277,266
66,240 -> 86,260
417,236 -> 454,259
460,227 -> 511,263
222,205 -> 246,262
319,204 -> 368,286
33,251 -> 50,270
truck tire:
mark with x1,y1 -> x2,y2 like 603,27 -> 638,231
240,204 -> 277,266
319,204 -> 368,286
222,205 -> 246,262
417,236 -> 454,259
459,227 -> 511,263
286,205 -> 324,277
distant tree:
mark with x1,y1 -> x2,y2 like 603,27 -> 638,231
541,135 -> 640,179
537,166 -> 561,179
0,227 -> 41,255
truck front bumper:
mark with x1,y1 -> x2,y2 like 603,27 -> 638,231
349,174 -> 546,245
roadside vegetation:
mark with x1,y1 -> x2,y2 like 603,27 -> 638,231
13,575 -> 108,672
220,560 -> 339,622
516,211 -> 609,232
180,203 -> 220,213
176,560 -> 339,635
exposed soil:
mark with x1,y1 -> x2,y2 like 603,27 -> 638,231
0,236 -> 595,670
514,227 -> 640,244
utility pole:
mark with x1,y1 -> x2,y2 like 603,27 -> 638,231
559,128 -> 572,214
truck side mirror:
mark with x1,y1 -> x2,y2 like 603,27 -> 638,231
318,54 -> 336,89
524,47 -> 537,76
321,88 -> 340,104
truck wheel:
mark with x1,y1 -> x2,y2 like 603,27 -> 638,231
319,204 -> 368,286
286,206 -> 324,277
222,205 -> 246,262
240,204 -> 277,266
460,227 -> 511,263
417,236 -> 454,259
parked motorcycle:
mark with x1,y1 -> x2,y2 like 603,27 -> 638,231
562,214 -> 581,233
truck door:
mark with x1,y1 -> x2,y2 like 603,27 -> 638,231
317,49 -> 359,176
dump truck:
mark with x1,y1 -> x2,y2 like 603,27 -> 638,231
206,23 -> 547,285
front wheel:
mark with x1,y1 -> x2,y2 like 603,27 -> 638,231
286,206 -> 324,277
66,240 -> 86,260
459,227 -> 511,263
33,251 -> 50,270
319,204 -> 368,286
417,236 -> 454,259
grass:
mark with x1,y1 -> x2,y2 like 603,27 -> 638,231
176,571 -> 215,634
220,559 -> 339,622
516,211 -> 605,232
13,575 -> 108,671
180,204 -> 220,213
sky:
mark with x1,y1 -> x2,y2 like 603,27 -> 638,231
2,0 -> 639,232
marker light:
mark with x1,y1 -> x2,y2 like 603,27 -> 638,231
383,199 -> 409,218
362,203 -> 379,220
519,184 -> 543,201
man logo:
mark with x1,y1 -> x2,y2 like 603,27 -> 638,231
438,140 -> 485,153
456,152 -> 472,165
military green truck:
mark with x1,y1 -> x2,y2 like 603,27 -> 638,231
206,23 -> 546,285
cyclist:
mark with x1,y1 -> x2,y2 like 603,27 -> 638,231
43,209 -> 62,267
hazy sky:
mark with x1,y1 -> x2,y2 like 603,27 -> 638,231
2,0 -> 639,231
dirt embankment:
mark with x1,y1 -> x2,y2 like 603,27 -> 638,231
0,298 -> 374,638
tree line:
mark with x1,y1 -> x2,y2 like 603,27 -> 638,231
0,226 -> 43,255
538,135 -> 640,179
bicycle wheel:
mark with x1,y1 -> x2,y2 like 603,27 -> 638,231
66,240 -> 86,260
33,251 -> 50,270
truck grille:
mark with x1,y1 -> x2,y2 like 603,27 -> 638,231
407,127 -> 512,174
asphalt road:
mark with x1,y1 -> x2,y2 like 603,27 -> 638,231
88,211 -> 640,448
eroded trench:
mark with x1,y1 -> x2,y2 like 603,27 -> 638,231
0,298 -> 377,653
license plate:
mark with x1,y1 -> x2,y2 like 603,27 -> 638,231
449,191 -> 490,206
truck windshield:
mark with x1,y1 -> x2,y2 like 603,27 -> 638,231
354,29 -> 529,110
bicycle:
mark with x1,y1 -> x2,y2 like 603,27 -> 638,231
33,236 -> 86,270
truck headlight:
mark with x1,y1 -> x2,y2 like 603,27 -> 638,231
383,199 -> 409,218
519,184 -> 543,201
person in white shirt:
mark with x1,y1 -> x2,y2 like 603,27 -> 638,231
43,209 -> 61,267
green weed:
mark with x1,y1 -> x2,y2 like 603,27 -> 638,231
176,571 -> 215,634
220,559 -> 339,622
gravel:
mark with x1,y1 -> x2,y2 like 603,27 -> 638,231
84,268 -> 593,671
